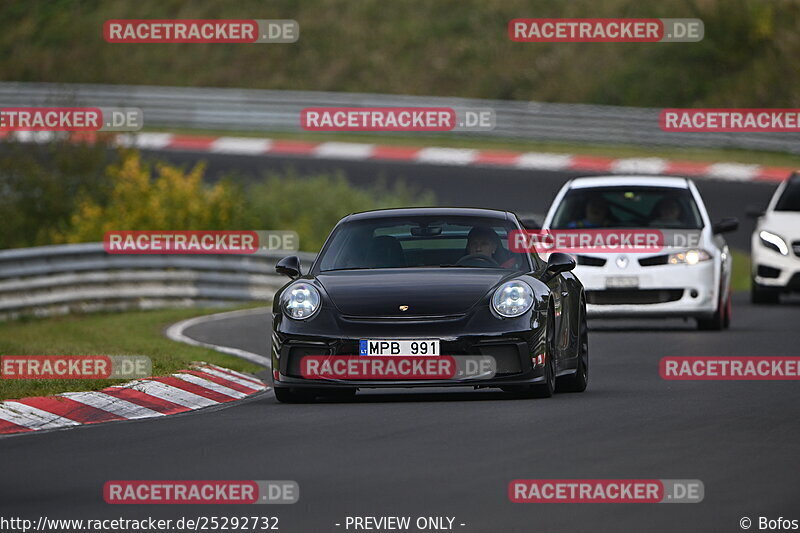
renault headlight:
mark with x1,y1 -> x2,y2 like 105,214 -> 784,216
281,283 -> 321,319
668,249 -> 711,265
759,230 -> 789,256
492,280 -> 534,318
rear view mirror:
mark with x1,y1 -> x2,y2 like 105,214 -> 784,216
411,226 -> 443,236
712,217 -> 739,234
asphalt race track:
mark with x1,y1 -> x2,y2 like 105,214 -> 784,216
2,295 -> 799,532
1,148 -> 798,532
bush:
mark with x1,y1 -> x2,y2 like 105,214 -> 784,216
29,150 -> 436,251
244,170 -> 436,251
0,138 -> 115,249
53,152 -> 247,243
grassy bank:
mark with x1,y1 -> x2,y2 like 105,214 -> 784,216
2,0 -> 796,107
0,307 -> 264,402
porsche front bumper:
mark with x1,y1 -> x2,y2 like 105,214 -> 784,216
271,309 -> 550,390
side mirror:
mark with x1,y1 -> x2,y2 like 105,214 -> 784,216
712,217 -> 739,235
276,256 -> 302,279
745,206 -> 765,218
546,252 -> 576,275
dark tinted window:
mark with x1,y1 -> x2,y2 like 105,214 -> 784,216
775,179 -> 800,211
551,186 -> 703,229
317,216 -> 533,271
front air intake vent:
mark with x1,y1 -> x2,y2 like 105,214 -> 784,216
576,255 -> 606,267
638,255 -> 669,266
587,289 -> 684,305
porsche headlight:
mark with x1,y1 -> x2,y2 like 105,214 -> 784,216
668,249 -> 711,265
759,230 -> 789,256
281,283 -> 321,319
492,280 -> 534,318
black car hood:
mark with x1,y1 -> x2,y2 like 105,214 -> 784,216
316,268 -> 514,317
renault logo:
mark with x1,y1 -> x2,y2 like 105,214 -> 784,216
399,305 -> 409,311
615,255 -> 629,269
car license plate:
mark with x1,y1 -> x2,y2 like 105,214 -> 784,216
606,276 -> 639,288
359,339 -> 440,356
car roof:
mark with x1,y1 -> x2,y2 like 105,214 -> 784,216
344,207 -> 512,221
568,175 -> 691,189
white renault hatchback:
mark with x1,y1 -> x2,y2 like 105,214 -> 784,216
542,176 -> 738,330
750,172 -> 800,304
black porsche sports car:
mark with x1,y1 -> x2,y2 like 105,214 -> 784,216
271,207 -> 588,402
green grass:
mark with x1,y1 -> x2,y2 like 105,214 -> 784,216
0,307 -> 265,402
149,126 -> 800,170
731,248 -> 752,292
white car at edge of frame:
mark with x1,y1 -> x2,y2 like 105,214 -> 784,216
749,171 -> 800,304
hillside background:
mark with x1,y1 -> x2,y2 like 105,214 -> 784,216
2,0 -> 798,107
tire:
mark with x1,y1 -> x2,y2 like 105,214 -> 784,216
557,300 -> 588,393
696,308 -> 723,330
751,281 -> 780,304
274,387 -> 315,404
697,287 -> 725,331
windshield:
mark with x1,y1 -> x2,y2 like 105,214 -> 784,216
775,179 -> 800,211
550,186 -> 703,229
317,215 -> 532,271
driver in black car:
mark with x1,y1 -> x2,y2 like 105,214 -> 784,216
463,225 -> 517,268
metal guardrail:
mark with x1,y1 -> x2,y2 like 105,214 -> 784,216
1,82 -> 799,154
0,243 -> 315,320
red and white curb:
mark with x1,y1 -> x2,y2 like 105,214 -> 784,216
0,363 -> 267,436
3,131 -> 792,183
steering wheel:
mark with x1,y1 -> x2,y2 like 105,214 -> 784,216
456,254 -> 500,267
